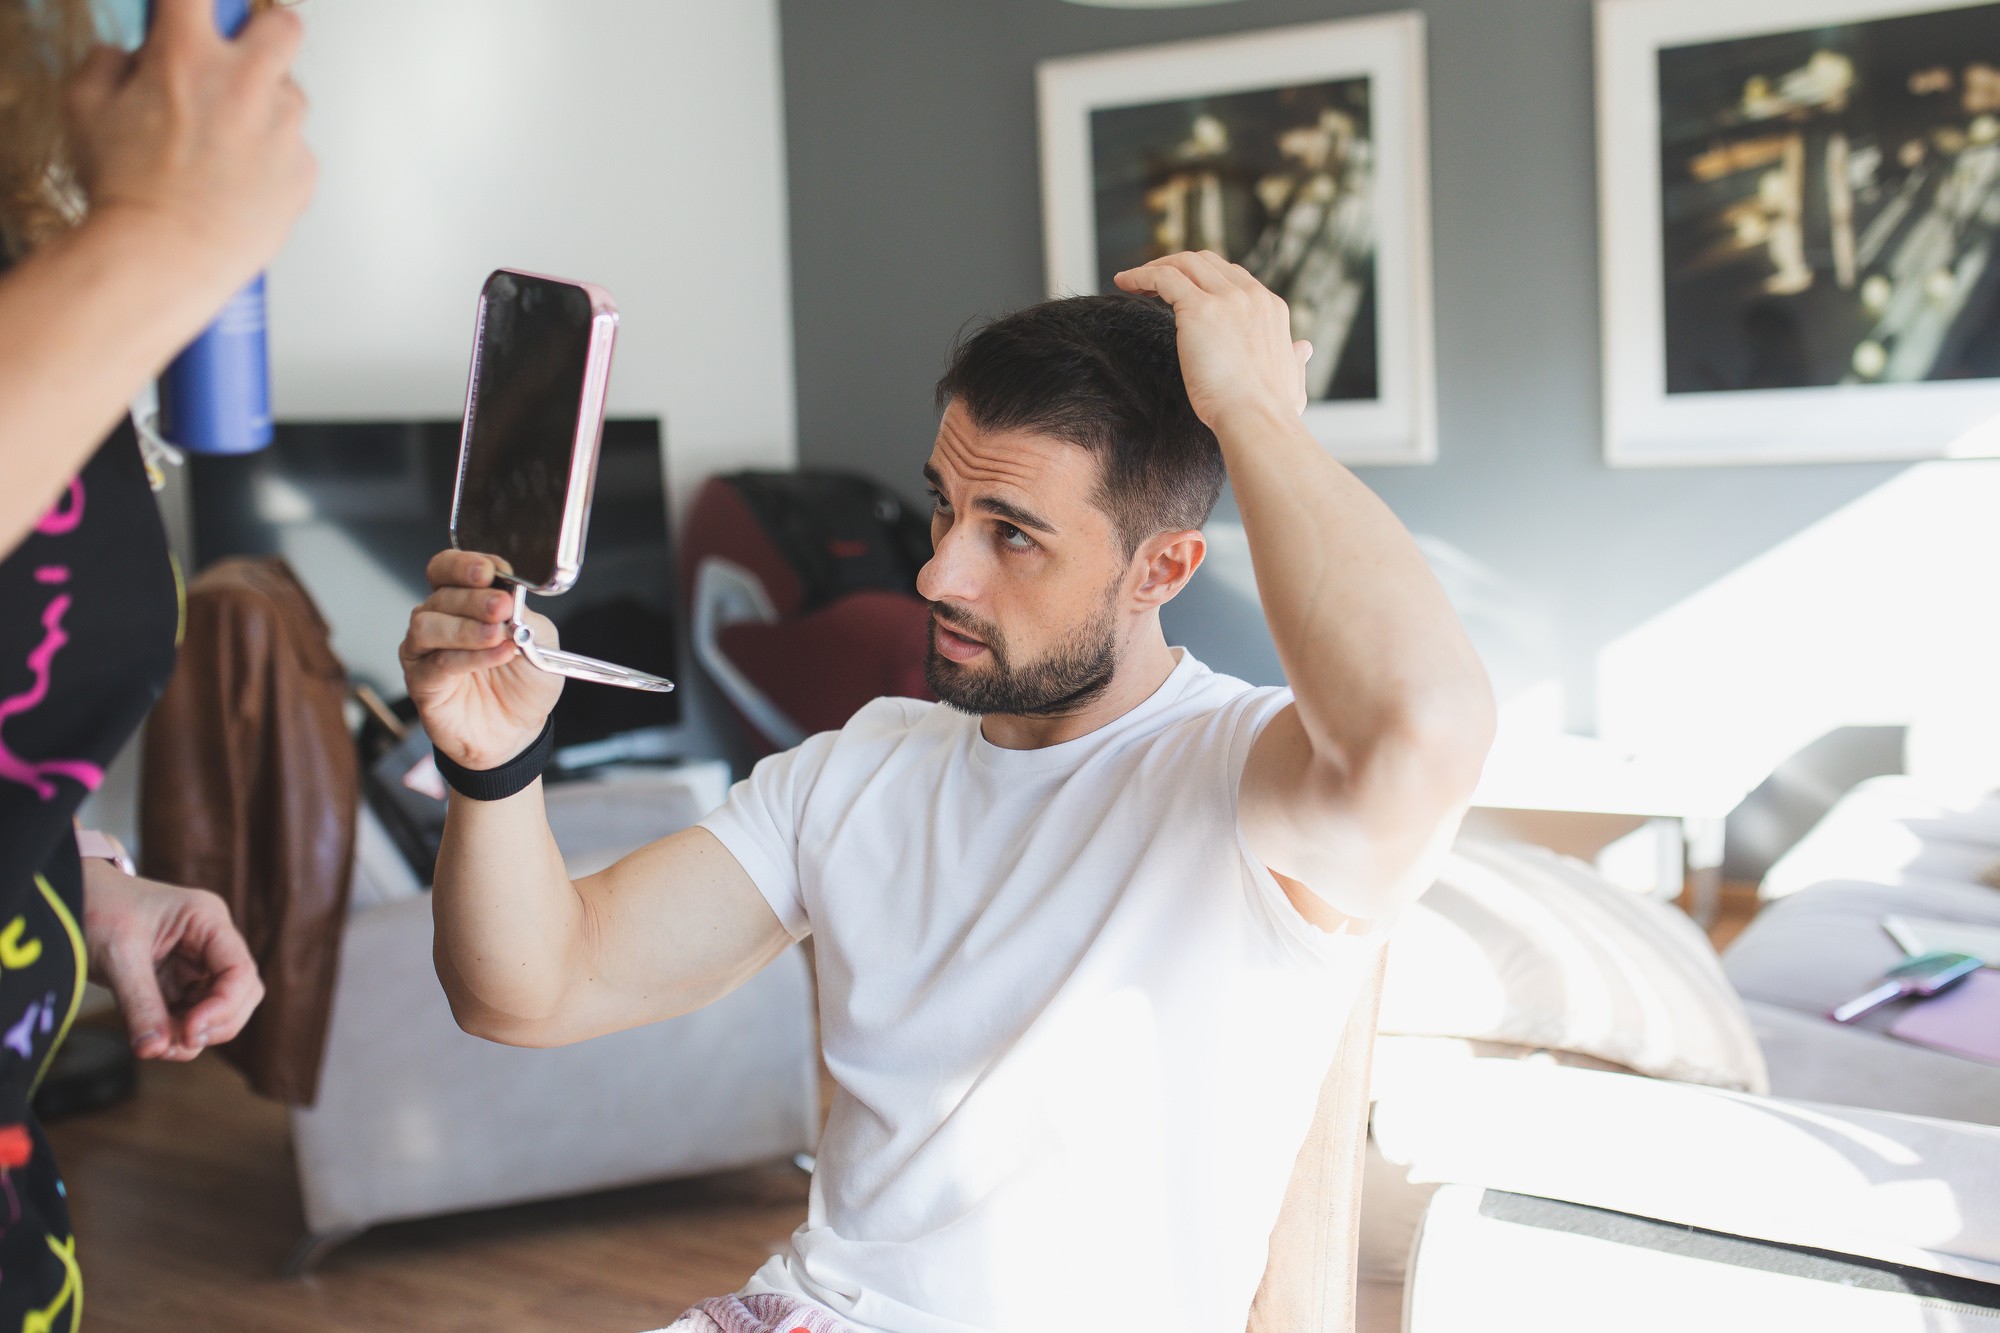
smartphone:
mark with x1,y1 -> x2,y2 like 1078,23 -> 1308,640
450,268 -> 618,593
449,269 -> 672,695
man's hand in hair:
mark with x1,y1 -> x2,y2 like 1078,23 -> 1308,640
1112,250 -> 1313,436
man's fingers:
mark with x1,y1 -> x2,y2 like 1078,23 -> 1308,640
427,586 -> 515,624
1115,250 -> 1276,307
1139,250 -> 1237,296
409,608 -> 510,653
426,549 -> 508,591
1160,250 -> 1238,295
1295,340 -> 1314,367
1114,260 -> 1202,307
416,645 -> 521,679
1182,250 -> 1247,294
1218,257 -> 1267,294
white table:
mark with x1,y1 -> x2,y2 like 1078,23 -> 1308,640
1470,735 -> 1778,927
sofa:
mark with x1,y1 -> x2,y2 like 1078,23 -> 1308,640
1724,774 -> 2000,1125
284,763 -> 820,1272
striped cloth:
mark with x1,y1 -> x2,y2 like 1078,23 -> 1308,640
657,1292 -> 859,1333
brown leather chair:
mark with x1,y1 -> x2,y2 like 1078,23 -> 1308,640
1247,944 -> 1388,1333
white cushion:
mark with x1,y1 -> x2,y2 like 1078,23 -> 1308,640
1381,840 -> 1767,1091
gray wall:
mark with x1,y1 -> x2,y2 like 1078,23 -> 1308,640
777,0 -> 1905,733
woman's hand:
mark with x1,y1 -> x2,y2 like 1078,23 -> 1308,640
80,860 -> 263,1061
64,0 -> 315,290
399,550 -> 565,771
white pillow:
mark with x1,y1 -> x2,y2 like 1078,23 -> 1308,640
1379,839 -> 1767,1094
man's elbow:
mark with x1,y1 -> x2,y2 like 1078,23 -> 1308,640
431,933 -> 580,1047
1385,681 -> 1496,806
442,989 -> 570,1048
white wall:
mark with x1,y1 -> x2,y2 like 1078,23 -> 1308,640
269,0 -> 797,506
1596,459 -> 2000,792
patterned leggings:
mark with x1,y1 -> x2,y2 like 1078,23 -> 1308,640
656,1292 -> 858,1333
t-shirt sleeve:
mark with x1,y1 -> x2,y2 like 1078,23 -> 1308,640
1222,688 -> 1385,966
698,729 -> 841,940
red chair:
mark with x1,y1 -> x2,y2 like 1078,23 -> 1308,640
681,472 -> 933,752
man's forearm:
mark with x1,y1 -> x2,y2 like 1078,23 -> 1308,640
1214,404 -> 1493,776
430,782 -> 593,1042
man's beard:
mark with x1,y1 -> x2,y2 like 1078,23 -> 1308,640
925,591 -> 1120,718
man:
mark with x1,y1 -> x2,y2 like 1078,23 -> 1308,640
400,252 -> 1494,1333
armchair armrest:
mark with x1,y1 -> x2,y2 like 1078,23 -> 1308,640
1371,1058 -> 2000,1285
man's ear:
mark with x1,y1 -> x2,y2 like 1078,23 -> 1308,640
1131,529 -> 1206,608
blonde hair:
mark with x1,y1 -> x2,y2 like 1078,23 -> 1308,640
0,0 -> 96,256
0,0 -> 280,258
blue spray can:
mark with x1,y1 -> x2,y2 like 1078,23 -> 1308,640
152,0 -> 273,456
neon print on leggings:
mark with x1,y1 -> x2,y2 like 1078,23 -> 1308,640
0,484 -> 105,801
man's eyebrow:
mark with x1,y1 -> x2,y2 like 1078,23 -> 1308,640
920,463 -> 1060,535
974,495 -> 1057,535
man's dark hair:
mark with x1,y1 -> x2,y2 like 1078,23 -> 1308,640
935,292 -> 1226,556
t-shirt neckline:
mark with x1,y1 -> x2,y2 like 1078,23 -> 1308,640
968,649 -> 1203,774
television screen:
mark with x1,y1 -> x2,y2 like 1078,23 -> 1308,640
188,418 -> 683,750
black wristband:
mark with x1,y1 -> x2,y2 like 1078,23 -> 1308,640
433,717 -> 555,801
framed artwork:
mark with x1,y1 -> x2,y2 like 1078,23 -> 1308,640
1599,0 -> 2000,465
1038,14 -> 1437,465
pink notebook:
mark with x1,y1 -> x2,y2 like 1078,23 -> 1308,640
1890,968 -> 2000,1066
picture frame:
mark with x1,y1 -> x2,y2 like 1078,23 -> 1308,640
1598,0 -> 2000,466
1038,14 -> 1437,466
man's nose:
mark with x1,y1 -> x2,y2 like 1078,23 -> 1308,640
916,523 -> 977,606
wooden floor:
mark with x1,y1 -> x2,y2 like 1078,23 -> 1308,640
46,880 -> 1761,1331
46,1047 -> 809,1332
1689,878 -> 1761,954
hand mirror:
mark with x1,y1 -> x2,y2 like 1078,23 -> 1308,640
450,268 -> 674,694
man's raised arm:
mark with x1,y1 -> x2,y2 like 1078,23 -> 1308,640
401,550 -> 791,1047
1115,252 -> 1495,928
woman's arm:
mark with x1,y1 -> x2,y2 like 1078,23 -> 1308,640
0,0 -> 312,556
0,209 -> 245,549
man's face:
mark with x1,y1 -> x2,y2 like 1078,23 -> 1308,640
918,402 -> 1133,717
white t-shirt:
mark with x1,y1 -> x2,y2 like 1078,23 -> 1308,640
699,650 -> 1378,1333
